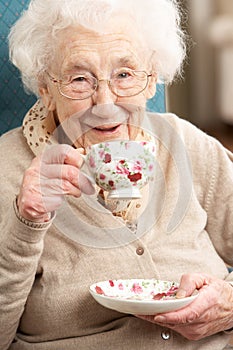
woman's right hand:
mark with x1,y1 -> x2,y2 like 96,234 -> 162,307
17,144 -> 95,222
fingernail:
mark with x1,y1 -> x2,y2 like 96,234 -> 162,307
154,315 -> 166,323
176,289 -> 187,298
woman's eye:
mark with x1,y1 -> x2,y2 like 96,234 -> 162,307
72,76 -> 86,82
118,72 -> 131,79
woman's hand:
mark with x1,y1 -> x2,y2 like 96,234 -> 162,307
17,144 -> 95,222
137,273 -> 233,340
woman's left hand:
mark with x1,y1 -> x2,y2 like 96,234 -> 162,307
136,273 -> 233,340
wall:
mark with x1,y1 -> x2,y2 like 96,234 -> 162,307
167,0 -> 233,129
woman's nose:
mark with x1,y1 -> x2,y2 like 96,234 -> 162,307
92,101 -> 121,119
91,79 -> 117,106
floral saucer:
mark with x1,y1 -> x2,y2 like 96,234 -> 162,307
89,279 -> 198,315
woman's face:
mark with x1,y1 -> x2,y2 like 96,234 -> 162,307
40,22 -> 157,148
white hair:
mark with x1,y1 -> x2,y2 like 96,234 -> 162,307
8,0 -> 187,96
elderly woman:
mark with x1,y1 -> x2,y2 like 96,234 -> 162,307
0,0 -> 233,349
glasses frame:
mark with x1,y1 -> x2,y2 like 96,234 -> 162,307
46,70 -> 153,100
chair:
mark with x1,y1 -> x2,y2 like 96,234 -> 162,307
0,0 -> 166,136
0,0 -> 37,135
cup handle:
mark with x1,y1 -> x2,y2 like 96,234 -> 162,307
79,154 -> 96,185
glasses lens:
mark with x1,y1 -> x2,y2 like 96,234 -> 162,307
59,73 -> 96,99
111,70 -> 148,97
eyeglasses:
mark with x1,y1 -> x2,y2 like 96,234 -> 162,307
46,68 -> 152,100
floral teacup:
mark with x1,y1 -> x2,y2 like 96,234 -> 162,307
83,140 -> 156,199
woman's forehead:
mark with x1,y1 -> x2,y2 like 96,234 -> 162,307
58,23 -> 143,49
55,25 -> 147,72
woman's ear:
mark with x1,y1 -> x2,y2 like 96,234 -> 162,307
39,85 -> 56,111
145,73 -> 157,99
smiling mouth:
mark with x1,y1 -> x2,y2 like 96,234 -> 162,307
94,124 -> 121,132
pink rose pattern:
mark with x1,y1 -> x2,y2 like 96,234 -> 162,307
104,153 -> 111,163
130,283 -> 143,294
88,141 -> 155,191
94,279 -> 179,301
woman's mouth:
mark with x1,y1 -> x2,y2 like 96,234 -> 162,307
94,125 -> 120,132
80,122 -> 130,144
93,124 -> 122,134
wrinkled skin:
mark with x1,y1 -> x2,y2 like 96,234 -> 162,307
137,273 -> 233,340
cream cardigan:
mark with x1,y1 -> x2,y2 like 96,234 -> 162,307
0,101 -> 233,350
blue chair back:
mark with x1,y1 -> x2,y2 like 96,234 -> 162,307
0,0 -> 166,136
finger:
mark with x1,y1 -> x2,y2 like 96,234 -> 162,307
176,273 -> 214,298
39,163 -> 94,192
78,172 -> 95,194
40,173 -> 94,196
24,150 -> 84,186
41,144 -> 84,167
39,163 -> 81,184
153,284 -> 216,325
64,147 -> 85,167
40,178 -> 81,196
35,154 -> 95,193
153,307 -> 201,325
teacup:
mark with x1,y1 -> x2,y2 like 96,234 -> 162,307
82,140 -> 156,199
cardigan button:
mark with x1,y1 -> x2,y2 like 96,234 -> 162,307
161,329 -> 171,340
136,247 -> 144,255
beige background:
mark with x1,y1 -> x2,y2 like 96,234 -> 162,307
167,0 -> 233,129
